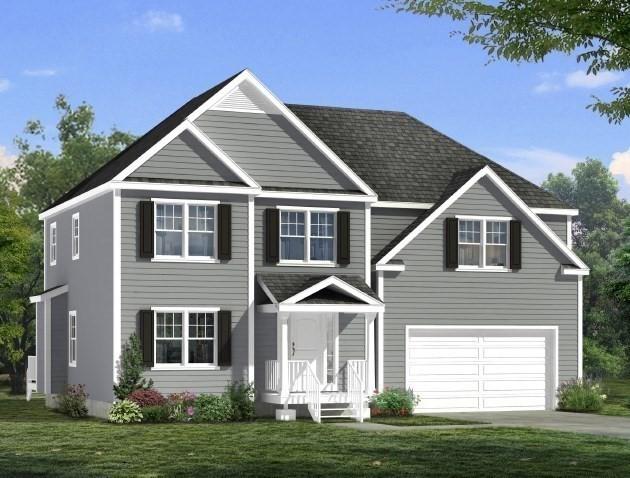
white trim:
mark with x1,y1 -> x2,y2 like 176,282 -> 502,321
186,70 -> 377,197
455,214 -> 513,221
567,216 -> 572,250
258,190 -> 375,202
112,189 -> 121,384
151,365 -> 221,371
275,262 -> 336,268
365,204 -> 371,286
276,205 -> 339,212
247,195 -> 255,384
457,216 -> 510,271
278,207 -> 337,266
455,267 -> 512,273
404,325 -> 559,411
151,306 -> 221,313
377,166 -> 589,273
376,271 -> 384,392
256,276 -> 279,305
577,276 -> 583,379
374,263 -> 406,272
531,207 -> 579,216
49,222 -> 57,266
151,198 -> 219,205
151,258 -> 220,264
561,265 -> 589,276
116,181 -> 261,196
71,212 -> 80,260
39,182 -> 113,220
29,284 -> 69,303
68,310 -> 77,367
283,276 -> 382,306
257,303 -> 384,314
373,201 -> 433,209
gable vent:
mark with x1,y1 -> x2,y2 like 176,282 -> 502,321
213,86 -> 265,113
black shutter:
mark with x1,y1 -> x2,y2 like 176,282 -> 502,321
139,201 -> 154,258
264,208 -> 279,264
510,220 -> 522,270
139,310 -> 154,367
445,217 -> 459,269
337,211 -> 350,265
217,204 -> 232,260
217,310 -> 232,367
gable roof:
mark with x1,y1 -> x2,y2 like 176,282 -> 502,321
287,105 -> 567,209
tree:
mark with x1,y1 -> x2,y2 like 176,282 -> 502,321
0,96 -> 134,393
391,1 -> 630,123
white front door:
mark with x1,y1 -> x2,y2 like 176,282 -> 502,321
289,314 -> 337,390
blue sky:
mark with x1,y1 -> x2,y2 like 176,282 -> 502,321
2,1 -> 629,198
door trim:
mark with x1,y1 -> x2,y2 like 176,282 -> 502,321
404,325 -> 559,411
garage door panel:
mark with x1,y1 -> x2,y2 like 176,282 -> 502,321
409,380 -> 479,393
482,380 -> 546,392
482,396 -> 546,409
410,347 -> 479,359
483,347 -> 546,359
420,397 -> 480,410
409,363 -> 479,376
483,363 -> 546,375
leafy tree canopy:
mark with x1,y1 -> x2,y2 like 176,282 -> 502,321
391,1 -> 630,123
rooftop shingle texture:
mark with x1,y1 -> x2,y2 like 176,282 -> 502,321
258,273 -> 381,303
287,104 -> 566,209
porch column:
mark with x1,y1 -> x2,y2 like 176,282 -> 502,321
278,313 -> 290,399
365,313 -> 376,394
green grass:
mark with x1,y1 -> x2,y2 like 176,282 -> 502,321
600,379 -> 630,417
2,380 -> 630,477
368,414 -> 485,426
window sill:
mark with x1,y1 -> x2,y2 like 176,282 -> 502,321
455,267 -> 512,273
69,363 -> 77,368
277,261 -> 337,268
150,365 -> 221,371
151,257 -> 219,264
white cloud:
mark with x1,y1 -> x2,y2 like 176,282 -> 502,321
533,73 -> 562,94
490,147 -> 581,185
22,68 -> 57,77
565,69 -> 622,89
610,148 -> 630,185
0,145 -> 17,169
0,78 -> 10,92
136,10 -> 183,32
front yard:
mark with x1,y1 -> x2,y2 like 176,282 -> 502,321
1,380 -> 630,477
601,379 -> 630,417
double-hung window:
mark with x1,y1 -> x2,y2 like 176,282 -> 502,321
457,217 -> 509,270
49,222 -> 57,266
279,208 -> 336,264
68,311 -> 77,367
71,213 -> 80,260
154,308 -> 217,368
154,200 -> 217,261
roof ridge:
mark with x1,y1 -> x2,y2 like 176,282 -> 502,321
287,103 -> 409,115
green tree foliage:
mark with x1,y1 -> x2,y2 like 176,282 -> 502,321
392,1 -> 630,123
113,333 -> 153,400
606,219 -> 630,307
0,96 -> 134,393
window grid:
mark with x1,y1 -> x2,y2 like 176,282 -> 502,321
69,311 -> 77,367
279,209 -> 336,264
154,310 -> 217,367
72,213 -> 80,260
457,218 -> 510,269
49,222 -> 57,266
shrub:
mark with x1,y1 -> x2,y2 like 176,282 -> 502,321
369,388 -> 419,416
108,399 -> 143,424
128,389 -> 166,408
194,394 -> 233,423
557,379 -> 606,413
57,384 -> 89,418
583,337 -> 626,379
113,333 -> 153,400
166,391 -> 197,422
141,405 -> 171,423
225,381 -> 255,421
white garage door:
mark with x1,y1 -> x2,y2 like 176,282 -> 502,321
406,327 -> 556,412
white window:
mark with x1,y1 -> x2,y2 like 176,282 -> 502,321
457,217 -> 510,270
154,200 -> 217,261
153,308 -> 218,368
71,213 -> 80,260
49,222 -> 57,266
279,207 -> 336,264
69,311 -> 77,367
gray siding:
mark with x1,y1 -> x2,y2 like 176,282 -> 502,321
36,301 -> 45,391
540,214 -> 568,244
195,110 -> 357,191
382,177 -> 578,388
371,208 -> 424,258
120,191 -> 249,395
255,199 -> 366,278
128,130 -> 242,184
254,310 -> 276,396
50,294 -> 68,394
44,193 -> 114,402
338,313 -> 365,390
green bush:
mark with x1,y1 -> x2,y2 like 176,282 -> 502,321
369,388 -> 419,416
557,379 -> 606,413
113,333 -> 153,400
141,405 -> 171,423
583,337 -> 626,379
225,382 -> 255,421
194,394 -> 233,422
108,399 -> 143,424
57,384 -> 89,418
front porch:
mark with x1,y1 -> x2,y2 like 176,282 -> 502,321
256,274 -> 384,422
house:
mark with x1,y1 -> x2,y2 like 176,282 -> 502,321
30,69 -> 588,422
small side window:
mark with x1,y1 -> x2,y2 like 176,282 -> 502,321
49,222 -> 57,266
72,213 -> 80,260
69,311 -> 77,367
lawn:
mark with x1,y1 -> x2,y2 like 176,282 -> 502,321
601,379 -> 630,417
368,415 -> 484,426
2,381 -> 630,477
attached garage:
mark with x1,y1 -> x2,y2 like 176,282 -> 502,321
406,326 -> 558,412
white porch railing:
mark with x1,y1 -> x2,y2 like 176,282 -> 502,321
301,361 -> 321,423
26,355 -> 37,401
265,360 -> 320,393
347,360 -> 366,422
265,360 -> 279,392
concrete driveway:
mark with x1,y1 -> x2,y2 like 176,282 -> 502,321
425,411 -> 630,439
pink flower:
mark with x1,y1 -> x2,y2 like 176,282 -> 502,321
187,406 -> 194,416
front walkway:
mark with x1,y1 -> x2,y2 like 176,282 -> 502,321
336,411 -> 630,439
